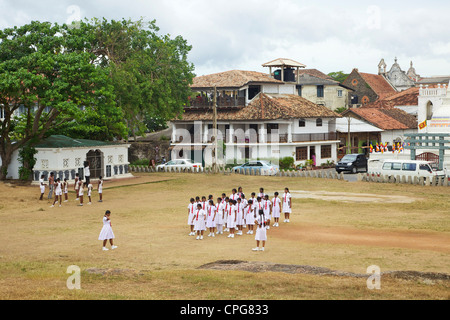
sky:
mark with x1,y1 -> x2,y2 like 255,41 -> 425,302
1,0 -> 450,78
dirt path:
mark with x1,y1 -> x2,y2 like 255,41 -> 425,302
272,223 -> 450,253
291,190 -> 418,203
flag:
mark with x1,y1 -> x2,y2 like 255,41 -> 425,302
399,143 -> 404,153
392,143 -> 396,153
370,144 -> 374,153
419,120 -> 427,130
376,144 -> 380,153
384,143 -> 389,153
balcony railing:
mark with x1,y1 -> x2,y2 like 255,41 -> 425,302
173,132 -> 338,144
188,96 -> 246,108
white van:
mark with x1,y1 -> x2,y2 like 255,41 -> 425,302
369,159 -> 446,181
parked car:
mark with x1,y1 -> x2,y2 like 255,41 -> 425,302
335,154 -> 368,174
156,159 -> 202,171
369,159 -> 445,181
233,160 -> 279,176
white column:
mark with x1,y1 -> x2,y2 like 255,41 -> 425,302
229,123 -> 234,144
171,123 -> 177,142
203,123 -> 208,144
288,123 -> 293,143
259,123 -> 266,143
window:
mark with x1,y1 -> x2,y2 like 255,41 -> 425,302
337,90 -> 343,97
296,85 -> 302,97
316,118 -> 323,127
296,147 -> 308,161
402,163 -> 417,171
317,85 -> 324,98
299,119 -> 306,127
321,145 -> 332,159
351,95 -> 359,104
362,96 -> 370,105
106,165 -> 112,177
420,164 -> 432,172
352,79 -> 359,86
392,163 -> 402,170
383,162 -> 392,170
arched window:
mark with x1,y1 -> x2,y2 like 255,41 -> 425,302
362,96 -> 370,105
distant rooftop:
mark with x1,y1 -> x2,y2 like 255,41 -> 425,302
34,135 -> 122,149
262,58 -> 307,68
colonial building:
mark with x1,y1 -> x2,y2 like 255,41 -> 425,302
0,135 -> 132,182
171,60 -> 342,167
378,58 -> 417,91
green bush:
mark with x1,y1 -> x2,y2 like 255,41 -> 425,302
279,157 -> 295,170
130,159 -> 150,166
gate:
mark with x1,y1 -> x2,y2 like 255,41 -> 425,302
86,150 -> 103,179
416,152 -> 440,169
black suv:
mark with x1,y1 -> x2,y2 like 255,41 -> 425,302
335,154 -> 368,174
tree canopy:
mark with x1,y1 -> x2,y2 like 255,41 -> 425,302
328,71 -> 349,84
0,18 -> 195,180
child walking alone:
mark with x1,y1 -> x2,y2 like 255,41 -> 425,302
98,210 -> 117,251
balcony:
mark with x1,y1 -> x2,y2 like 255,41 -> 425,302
187,96 -> 246,108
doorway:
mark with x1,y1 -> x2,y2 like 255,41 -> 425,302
86,150 -> 103,179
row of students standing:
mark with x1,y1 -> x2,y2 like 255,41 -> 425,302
40,174 -> 104,207
187,187 -> 292,251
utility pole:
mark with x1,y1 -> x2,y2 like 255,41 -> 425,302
212,86 -> 218,173
347,116 -> 351,154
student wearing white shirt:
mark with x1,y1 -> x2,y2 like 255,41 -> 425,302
187,198 -> 196,236
98,176 -> 104,203
263,194 -> 272,230
63,178 -> 69,203
235,198 -> 244,236
253,208 -> 267,252
215,197 -> 225,235
282,187 -> 292,223
191,204 -> 207,240
246,200 -> 255,234
51,178 -> 63,208
83,161 -> 91,187
227,199 -> 237,238
272,192 -> 282,227
206,199 -> 217,237
39,175 -> 46,201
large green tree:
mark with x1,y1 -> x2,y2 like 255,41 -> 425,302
88,18 -> 195,141
0,21 -> 124,180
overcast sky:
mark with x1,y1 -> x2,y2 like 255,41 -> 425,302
1,0 -> 450,78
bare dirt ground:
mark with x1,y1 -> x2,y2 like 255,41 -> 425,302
0,172 -> 449,299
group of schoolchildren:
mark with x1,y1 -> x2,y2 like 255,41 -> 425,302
39,171 -> 104,207
187,187 -> 292,251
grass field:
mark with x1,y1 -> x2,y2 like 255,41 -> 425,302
0,172 -> 449,300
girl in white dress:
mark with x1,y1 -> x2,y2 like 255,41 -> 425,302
98,210 -> 117,251
63,178 -> 69,202
246,200 -> 255,234
282,187 -> 292,223
206,199 -> 217,237
191,204 -> 206,240
272,192 -> 282,227
223,197 -> 230,232
229,188 -> 239,202
227,199 -> 237,238
263,194 -> 272,230
215,197 -> 224,235
78,178 -> 84,206
235,197 -> 244,236
258,187 -> 266,199
98,176 -> 103,203
253,209 -> 267,252
51,178 -> 62,208
187,198 -> 196,236
87,183 -> 93,205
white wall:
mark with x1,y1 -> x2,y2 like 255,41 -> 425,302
0,149 -> 20,180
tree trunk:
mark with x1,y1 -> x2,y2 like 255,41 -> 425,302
0,147 -> 13,180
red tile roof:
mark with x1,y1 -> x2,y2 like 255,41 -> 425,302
360,73 -> 397,99
175,94 -> 341,122
191,70 -> 284,90
363,87 -> 419,109
345,108 -> 417,130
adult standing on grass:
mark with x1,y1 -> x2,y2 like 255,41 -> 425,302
84,161 -> 91,187
47,172 -> 55,200
282,187 -> 292,223
99,210 -> 117,251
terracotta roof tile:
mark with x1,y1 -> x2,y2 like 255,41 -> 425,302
360,73 -> 397,99
175,94 -> 341,122
346,108 -> 417,130
191,70 -> 284,90
362,87 -> 419,109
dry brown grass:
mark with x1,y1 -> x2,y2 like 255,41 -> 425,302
0,173 -> 449,300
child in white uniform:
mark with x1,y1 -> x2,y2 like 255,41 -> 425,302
98,210 -> 117,251
188,198 -> 196,236
98,176 -> 103,202
39,175 -> 46,201
87,183 -> 93,205
63,178 -> 69,202
282,187 -> 292,223
227,199 -> 236,238
206,199 -> 216,237
78,178 -> 84,206
253,209 -> 267,251
215,197 -> 224,235
263,194 -> 272,230
246,200 -> 255,234
235,197 -> 244,236
223,197 -> 230,232
51,178 -> 62,207
272,192 -> 282,227
191,204 -> 206,240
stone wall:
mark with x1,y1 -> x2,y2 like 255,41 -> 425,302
128,141 -> 171,165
